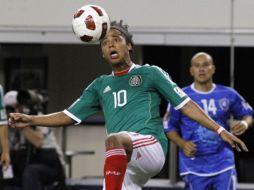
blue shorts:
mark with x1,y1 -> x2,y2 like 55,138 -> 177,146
183,169 -> 237,190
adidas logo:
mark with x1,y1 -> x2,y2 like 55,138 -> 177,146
136,151 -> 142,160
103,86 -> 111,93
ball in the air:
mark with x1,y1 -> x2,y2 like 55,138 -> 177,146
72,4 -> 110,43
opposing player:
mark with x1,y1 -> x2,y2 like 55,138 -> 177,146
165,52 -> 253,190
9,21 -> 248,190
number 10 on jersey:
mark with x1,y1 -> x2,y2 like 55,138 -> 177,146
113,90 -> 127,108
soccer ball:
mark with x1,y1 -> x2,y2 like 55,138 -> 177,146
72,4 -> 111,43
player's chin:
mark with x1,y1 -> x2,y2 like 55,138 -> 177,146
104,56 -> 118,64
110,59 -> 124,67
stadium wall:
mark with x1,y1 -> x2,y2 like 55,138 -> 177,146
1,0 -> 254,46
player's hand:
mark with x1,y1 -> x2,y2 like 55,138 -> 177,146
231,121 -> 247,136
182,141 -> 197,157
220,130 -> 248,152
0,151 -> 10,170
8,113 -> 32,128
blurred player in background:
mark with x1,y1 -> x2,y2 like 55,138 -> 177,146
0,85 -> 10,175
8,21 -> 248,190
165,52 -> 253,190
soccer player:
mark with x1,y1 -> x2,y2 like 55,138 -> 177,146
0,85 -> 10,170
165,52 -> 253,190
8,21 -> 248,190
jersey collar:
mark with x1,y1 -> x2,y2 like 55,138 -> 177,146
190,83 -> 216,94
113,63 -> 136,76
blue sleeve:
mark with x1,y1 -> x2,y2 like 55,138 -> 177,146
164,106 -> 181,133
231,90 -> 253,119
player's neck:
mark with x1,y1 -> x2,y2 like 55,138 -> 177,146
193,82 -> 213,92
112,61 -> 134,75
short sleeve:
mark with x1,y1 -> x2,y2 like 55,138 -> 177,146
0,85 -> 7,125
152,66 -> 190,109
230,89 -> 253,119
64,79 -> 101,124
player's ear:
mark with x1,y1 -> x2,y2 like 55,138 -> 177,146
212,64 -> 216,73
127,43 -> 133,52
128,44 -> 132,51
189,66 -> 194,77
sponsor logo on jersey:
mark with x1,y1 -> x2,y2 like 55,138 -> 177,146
173,87 -> 186,98
129,75 -> 142,86
103,86 -> 111,93
219,98 -> 229,111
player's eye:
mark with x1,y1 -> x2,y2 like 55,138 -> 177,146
101,39 -> 109,47
113,36 -> 122,42
203,62 -> 211,67
192,64 -> 200,68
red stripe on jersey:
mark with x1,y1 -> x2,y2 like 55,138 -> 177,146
114,68 -> 130,76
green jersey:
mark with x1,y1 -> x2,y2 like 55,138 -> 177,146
64,64 -> 190,155
0,85 -> 7,125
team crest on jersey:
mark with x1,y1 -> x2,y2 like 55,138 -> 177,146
219,98 -> 230,111
129,75 -> 142,86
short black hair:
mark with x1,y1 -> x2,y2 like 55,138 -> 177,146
111,20 -> 134,50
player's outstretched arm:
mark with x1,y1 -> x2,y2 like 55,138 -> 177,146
180,100 -> 248,152
8,112 -> 75,128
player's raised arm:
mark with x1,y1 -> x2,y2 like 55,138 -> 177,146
180,100 -> 248,152
8,111 -> 75,128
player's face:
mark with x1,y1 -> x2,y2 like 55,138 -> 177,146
100,29 -> 132,66
190,55 -> 215,84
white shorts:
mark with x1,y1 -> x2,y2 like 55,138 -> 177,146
103,131 -> 166,190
